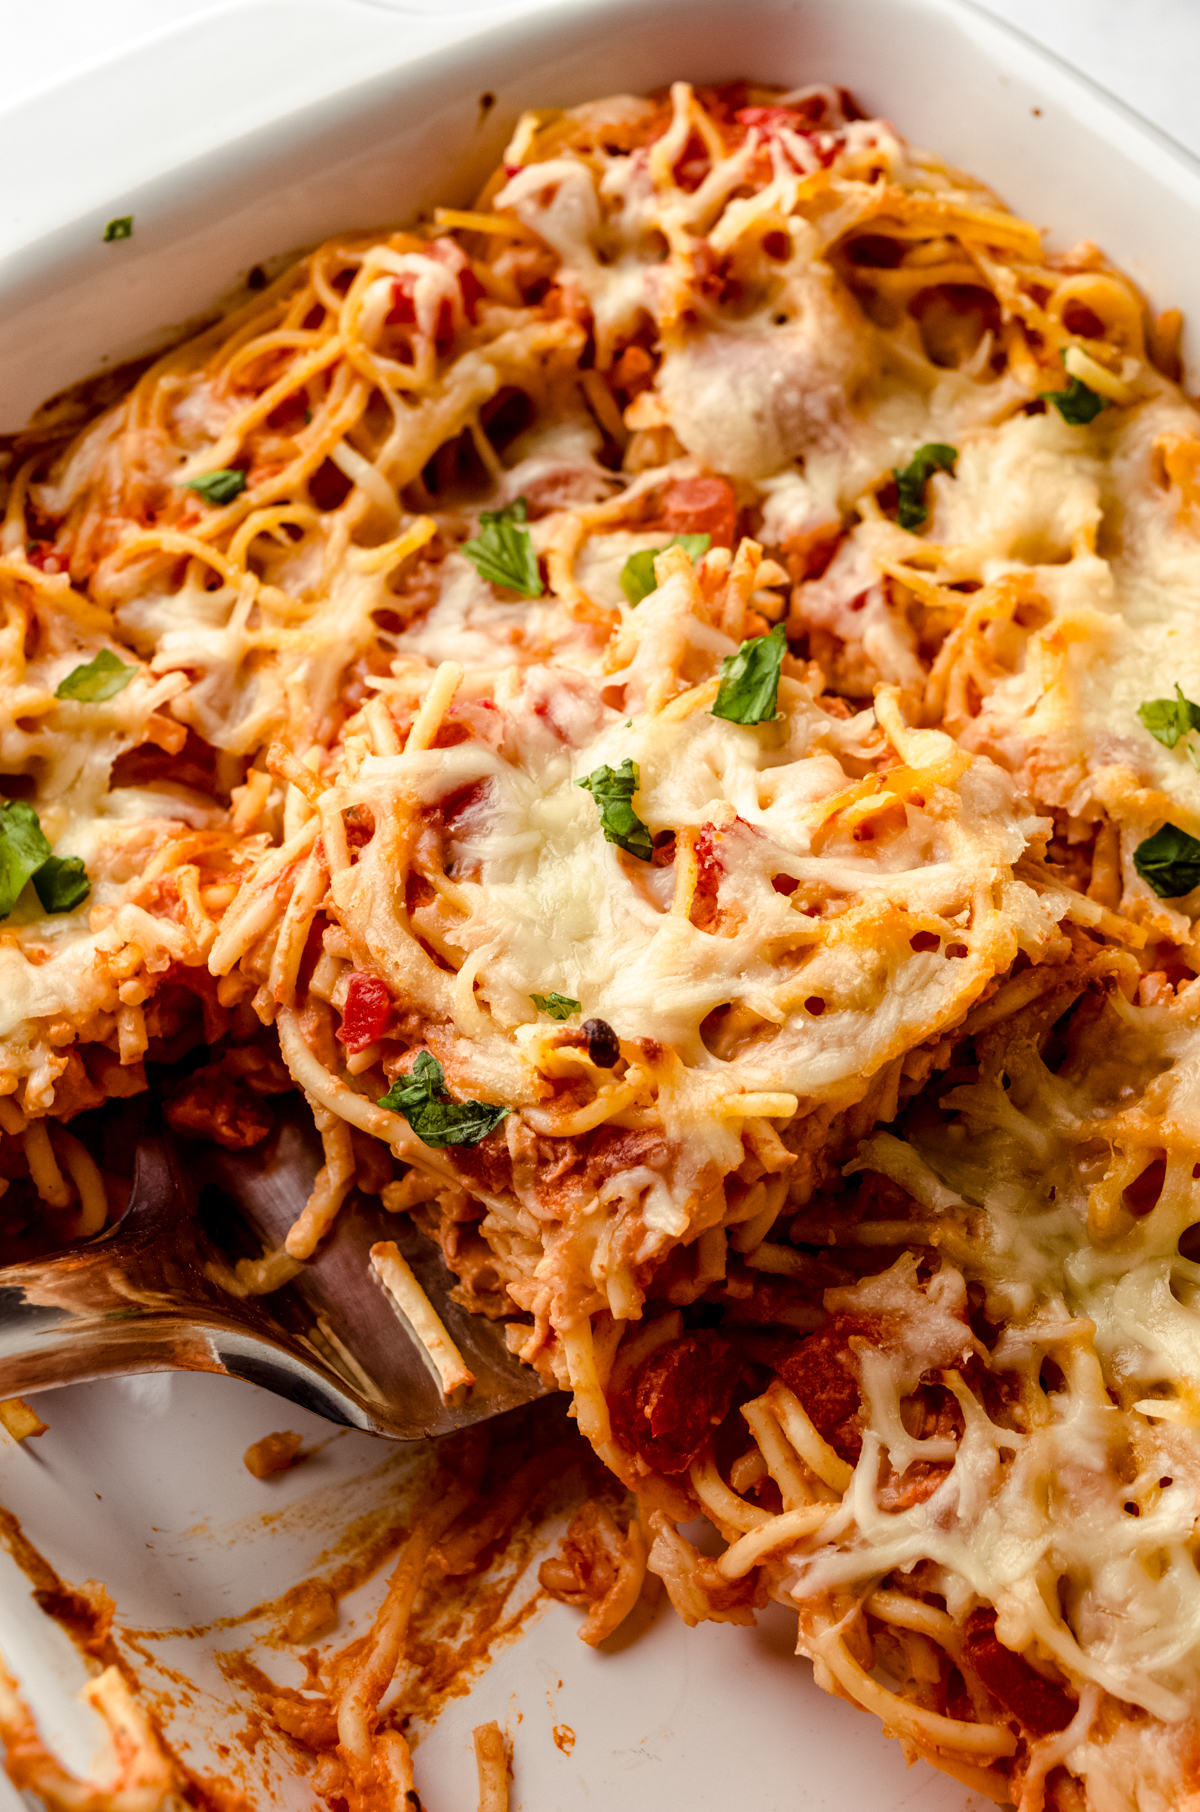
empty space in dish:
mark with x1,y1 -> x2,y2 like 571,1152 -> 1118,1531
0,1372 -> 979,1810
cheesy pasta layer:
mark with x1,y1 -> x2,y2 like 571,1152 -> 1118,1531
6,75 -> 1200,1812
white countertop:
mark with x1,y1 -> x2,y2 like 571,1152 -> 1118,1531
4,0 -> 1200,161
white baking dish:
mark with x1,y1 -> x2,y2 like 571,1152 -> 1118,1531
1,2 -> 1198,1807
4,0 -> 1200,431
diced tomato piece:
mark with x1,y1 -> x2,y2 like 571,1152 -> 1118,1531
734,104 -> 845,166
387,279 -> 454,345
459,267 -> 483,324
963,1609 -> 1076,1737
337,972 -> 394,1051
611,345 -> 655,397
610,1332 -> 738,1474
386,281 -> 417,327
688,824 -> 727,931
693,825 -> 726,898
654,476 -> 738,549
386,266 -> 480,345
26,542 -> 62,573
775,1315 -> 882,1463
879,1460 -> 952,1511
439,778 -> 492,835
737,106 -> 802,132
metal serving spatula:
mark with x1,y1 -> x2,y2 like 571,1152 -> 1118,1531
0,1105 -> 542,1439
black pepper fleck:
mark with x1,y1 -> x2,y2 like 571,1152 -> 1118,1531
581,1017 -> 620,1067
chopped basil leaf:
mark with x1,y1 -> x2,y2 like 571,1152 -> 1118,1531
1041,374 -> 1108,425
461,496 -> 543,597
1138,685 -> 1200,769
55,648 -> 136,703
0,802 -> 91,918
378,1050 -> 508,1147
103,217 -> 133,242
1134,823 -> 1200,898
181,468 -> 247,506
0,802 -> 51,918
33,857 -> 90,914
712,622 -> 786,724
620,533 -> 712,606
893,443 -> 957,531
531,992 -> 580,1021
577,758 -> 654,861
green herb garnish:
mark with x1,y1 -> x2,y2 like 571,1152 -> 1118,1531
712,622 -> 786,725
103,217 -> 133,242
33,857 -> 91,914
378,1050 -> 508,1147
1134,823 -> 1200,899
0,802 -> 89,919
620,533 -> 711,606
893,443 -> 957,531
55,649 -> 136,703
461,497 -> 543,597
577,759 -> 654,861
1041,374 -> 1108,425
0,804 -> 52,919
1138,684 -> 1200,770
181,468 -> 247,506
531,992 -> 580,1021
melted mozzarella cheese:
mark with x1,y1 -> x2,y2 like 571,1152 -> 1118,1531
926,411 -> 1103,569
497,158 -> 659,358
330,665 -> 1063,1117
1068,405 -> 1200,813
0,610 -> 221,1060
656,269 -> 870,480
927,399 -> 1200,848
396,553 -> 599,671
573,529 -> 684,616
787,991 -> 1200,1734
